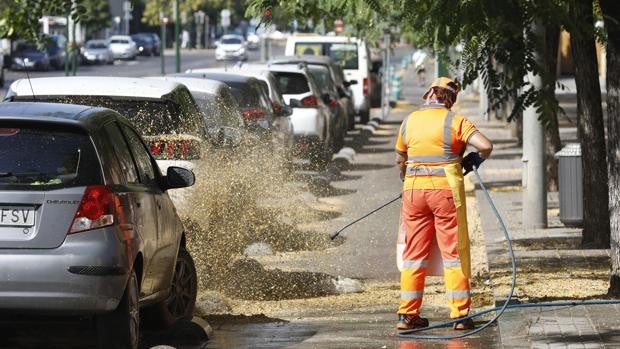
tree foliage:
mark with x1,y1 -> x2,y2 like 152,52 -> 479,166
80,0 -> 112,37
0,0 -> 86,43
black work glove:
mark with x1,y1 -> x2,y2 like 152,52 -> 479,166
461,152 -> 485,175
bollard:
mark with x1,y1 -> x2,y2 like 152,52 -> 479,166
390,72 -> 403,101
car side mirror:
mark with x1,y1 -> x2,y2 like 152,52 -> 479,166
371,61 -> 382,74
289,99 -> 302,108
163,166 -> 195,190
322,93 -> 332,104
279,104 -> 293,117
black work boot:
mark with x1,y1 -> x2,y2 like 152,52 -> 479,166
397,314 -> 430,330
453,316 -> 475,330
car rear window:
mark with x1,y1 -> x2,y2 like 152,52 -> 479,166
32,96 -> 203,138
111,39 -> 128,44
327,43 -> 359,70
308,65 -> 335,93
0,126 -> 101,190
226,82 -> 263,109
272,72 -> 310,95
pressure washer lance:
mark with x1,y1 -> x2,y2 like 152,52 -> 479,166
330,166 -> 620,340
329,193 -> 402,240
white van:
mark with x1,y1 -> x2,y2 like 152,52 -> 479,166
285,35 -> 372,122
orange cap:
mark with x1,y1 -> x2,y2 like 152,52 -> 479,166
423,77 -> 459,99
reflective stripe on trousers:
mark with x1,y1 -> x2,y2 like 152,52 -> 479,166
398,189 -> 471,318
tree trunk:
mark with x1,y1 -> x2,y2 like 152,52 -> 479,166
570,0 -> 610,248
600,0 -> 620,296
544,24 -> 562,192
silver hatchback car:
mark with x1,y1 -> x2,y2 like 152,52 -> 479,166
0,102 -> 197,349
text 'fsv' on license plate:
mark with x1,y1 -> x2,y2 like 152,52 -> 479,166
0,206 -> 36,227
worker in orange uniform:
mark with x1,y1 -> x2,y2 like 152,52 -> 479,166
394,77 -> 493,331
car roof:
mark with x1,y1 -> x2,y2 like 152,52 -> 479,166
7,77 -> 184,100
270,55 -> 335,66
287,35 -> 361,43
221,34 -> 244,39
146,76 -> 227,95
0,102 -> 121,132
109,35 -> 131,39
175,72 -> 258,85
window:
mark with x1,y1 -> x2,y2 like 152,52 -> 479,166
121,125 -> 156,185
272,72 -> 310,95
0,126 -> 101,190
327,43 -> 359,70
103,123 -> 139,184
308,65 -> 335,94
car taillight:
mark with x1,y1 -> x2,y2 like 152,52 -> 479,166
363,78 -> 369,96
148,139 -> 200,160
301,96 -> 318,107
242,107 -> 266,120
272,101 -> 282,114
69,185 -> 116,234
0,128 -> 20,136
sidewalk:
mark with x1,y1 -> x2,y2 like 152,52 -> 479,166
454,82 -> 620,347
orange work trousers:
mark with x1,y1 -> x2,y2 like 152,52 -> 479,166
398,189 -> 471,319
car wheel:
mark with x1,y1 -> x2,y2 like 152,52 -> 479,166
96,269 -> 140,349
149,247 -> 197,328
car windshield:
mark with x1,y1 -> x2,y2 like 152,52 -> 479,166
327,43 -> 359,70
272,72 -> 310,95
110,39 -> 129,44
308,65 -> 335,93
221,37 -> 242,44
87,42 -> 107,49
31,96 -> 202,137
0,127 -> 100,189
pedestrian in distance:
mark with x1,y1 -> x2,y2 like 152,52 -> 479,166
394,77 -> 493,331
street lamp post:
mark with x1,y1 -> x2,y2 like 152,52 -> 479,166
174,0 -> 180,73
194,10 -> 205,49
161,15 -> 168,75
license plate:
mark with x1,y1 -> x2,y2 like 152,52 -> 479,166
0,206 -> 35,227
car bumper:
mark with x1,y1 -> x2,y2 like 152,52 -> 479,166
112,51 -> 135,59
0,228 -> 131,314
215,52 -> 246,60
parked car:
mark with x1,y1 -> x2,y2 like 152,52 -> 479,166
131,34 -> 155,56
108,35 -> 138,60
285,35 -> 373,122
4,76 -> 205,212
215,34 -> 248,61
0,101 -> 197,349
10,41 -> 50,71
137,32 -> 162,56
177,72 -> 296,163
81,39 -> 114,65
45,34 -> 67,70
147,76 -> 246,148
233,63 -> 334,168
246,32 -> 260,50
187,67 -> 295,164
270,55 -> 355,142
